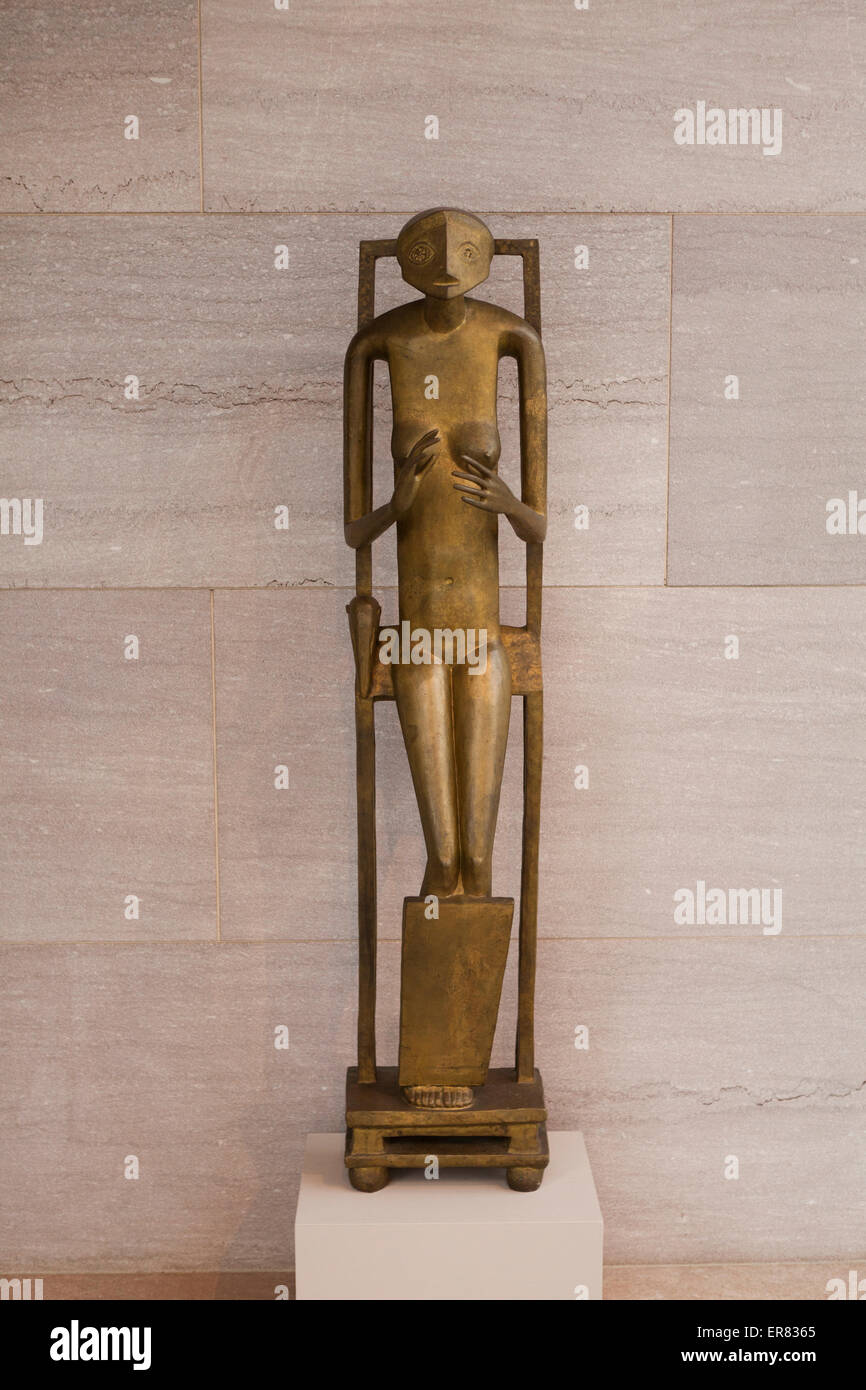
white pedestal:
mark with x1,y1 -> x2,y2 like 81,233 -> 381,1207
295,1131 -> 603,1300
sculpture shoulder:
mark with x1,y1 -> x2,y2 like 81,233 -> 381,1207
373,302 -> 421,332
344,308 -> 393,361
467,299 -> 544,356
345,302 -> 421,360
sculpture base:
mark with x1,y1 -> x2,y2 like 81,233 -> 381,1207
345,1066 -> 549,1191
298,1131 -> 602,1300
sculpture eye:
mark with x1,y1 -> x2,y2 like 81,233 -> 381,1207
460,243 -> 478,262
408,242 -> 434,266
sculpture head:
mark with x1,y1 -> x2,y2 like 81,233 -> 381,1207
396,208 -> 494,299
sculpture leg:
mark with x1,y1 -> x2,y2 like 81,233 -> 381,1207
392,661 -> 460,896
452,639 -> 512,897
393,661 -> 474,1107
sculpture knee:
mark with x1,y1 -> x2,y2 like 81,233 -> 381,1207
423,848 -> 460,897
461,846 -> 493,897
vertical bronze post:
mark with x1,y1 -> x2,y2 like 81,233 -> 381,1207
351,240 -> 394,1083
494,240 -> 543,1084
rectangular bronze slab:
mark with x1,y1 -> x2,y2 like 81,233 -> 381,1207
398,896 -> 513,1088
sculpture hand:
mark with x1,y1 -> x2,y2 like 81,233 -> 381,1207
392,429 -> 440,519
451,455 -> 517,516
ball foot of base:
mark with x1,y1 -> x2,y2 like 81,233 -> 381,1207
348,1165 -> 389,1192
506,1165 -> 544,1192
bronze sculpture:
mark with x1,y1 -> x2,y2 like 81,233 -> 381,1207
343,208 -> 549,1190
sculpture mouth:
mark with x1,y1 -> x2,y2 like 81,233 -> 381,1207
434,277 -> 460,287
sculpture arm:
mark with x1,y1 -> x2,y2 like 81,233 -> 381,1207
343,326 -> 393,549
506,495 -> 547,546
507,320 -> 547,545
345,498 -> 396,551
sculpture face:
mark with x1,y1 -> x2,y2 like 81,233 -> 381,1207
396,209 -> 494,298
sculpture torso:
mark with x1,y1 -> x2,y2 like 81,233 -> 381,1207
380,296 -> 516,632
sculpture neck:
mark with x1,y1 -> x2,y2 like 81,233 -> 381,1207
423,294 -> 466,333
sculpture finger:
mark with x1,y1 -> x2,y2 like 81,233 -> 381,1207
459,454 -> 493,477
412,429 -> 440,454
